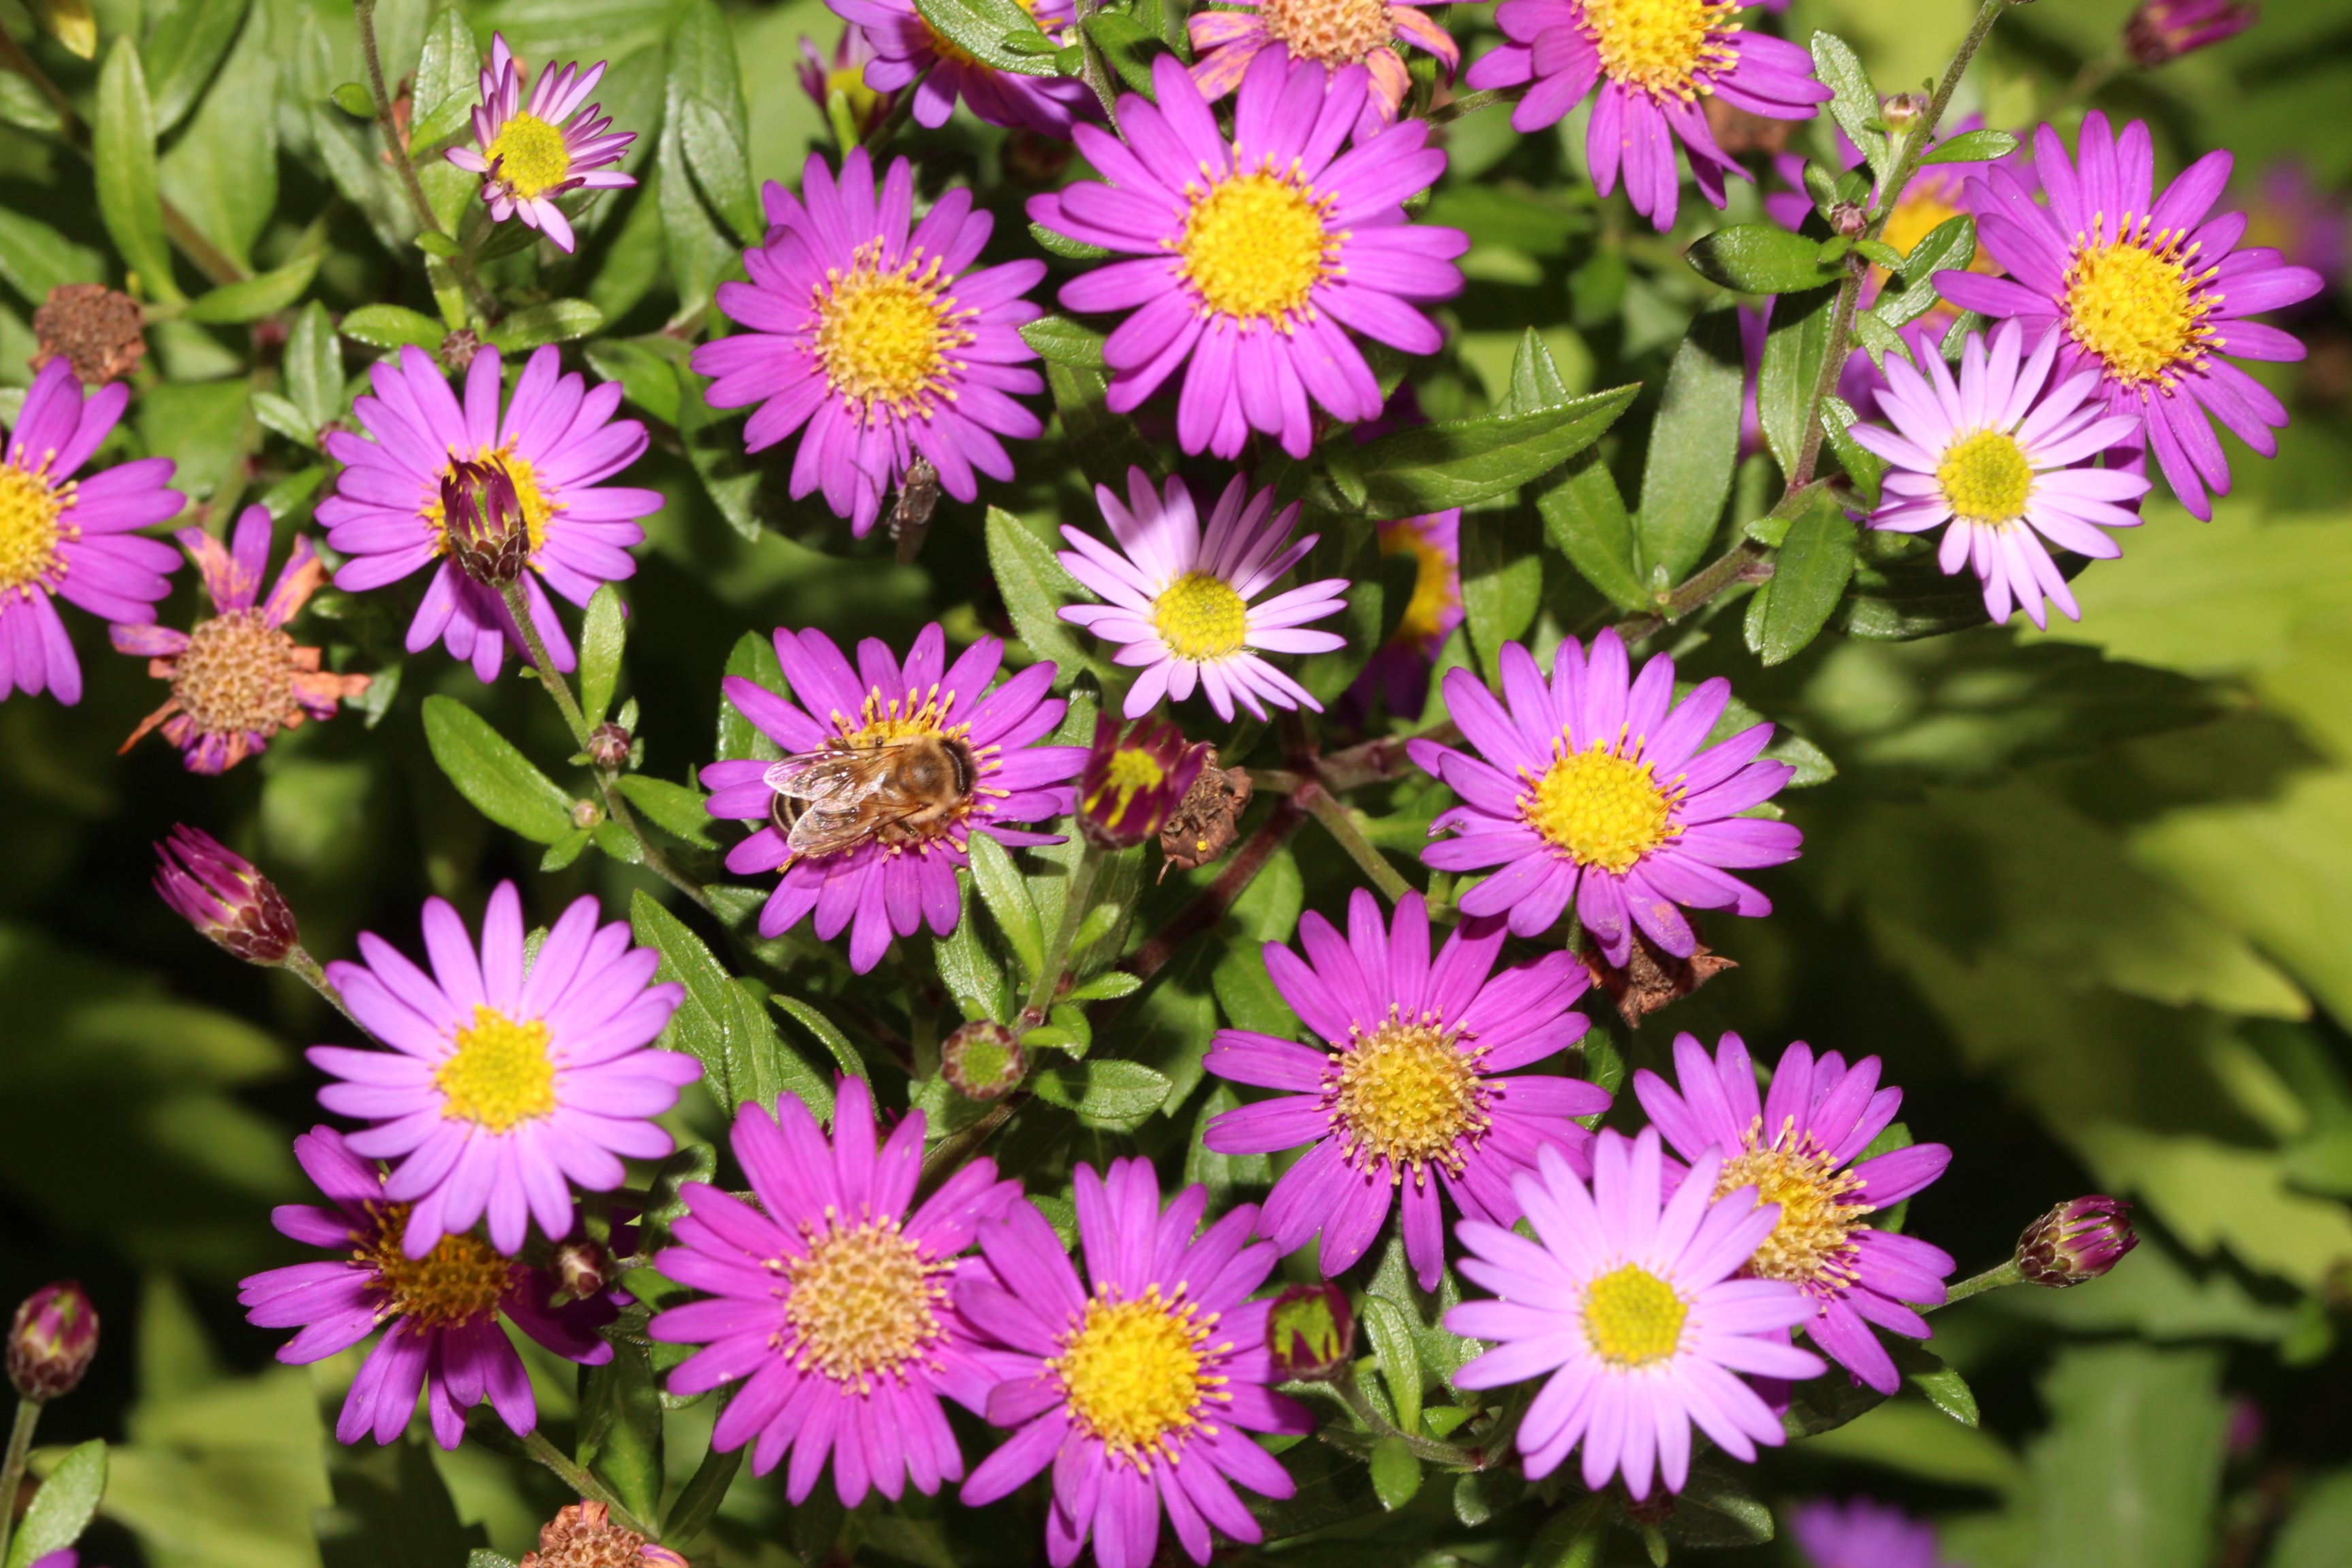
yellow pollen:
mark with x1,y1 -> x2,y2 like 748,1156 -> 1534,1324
1714,1120 -> 1871,1286
812,242 -> 975,412
425,449 -> 557,558
172,608 -> 299,738
1054,1287 -> 1222,1465
1381,517 -> 1459,647
1935,429 -> 2035,525
1088,747 -> 1168,830
359,1202 -> 513,1328
1582,1264 -> 1688,1366
1524,740 -> 1679,875
485,112 -> 574,201
842,686 -> 970,749
1582,0 -> 1739,100
1328,1017 -> 1488,1179
1152,572 -> 1251,660
0,463 -> 67,596
1178,170 -> 1337,324
1258,0 -> 1396,63
783,1218 -> 949,1386
2062,220 -> 2218,387
436,1004 -> 557,1132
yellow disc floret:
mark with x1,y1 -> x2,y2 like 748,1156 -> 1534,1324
1381,517 -> 1460,648
1582,1264 -> 1688,1366
1714,1121 -> 1870,1287
1089,747 -> 1168,831
813,242 -> 975,413
2062,220 -> 2218,387
485,112 -> 574,201
1936,429 -> 2035,524
783,1218 -> 949,1386
1152,572 -> 1252,659
436,1005 -> 558,1132
1524,742 -> 1679,874
361,1202 -> 514,1327
1329,1018 -> 1488,1178
0,463 -> 66,595
1179,170 -> 1338,324
1582,0 -> 1739,100
1056,1287 -> 1222,1464
1258,0 -> 1397,63
172,609 -> 299,738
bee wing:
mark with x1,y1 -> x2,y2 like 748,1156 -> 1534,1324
785,801 -> 899,858
764,748 -> 898,805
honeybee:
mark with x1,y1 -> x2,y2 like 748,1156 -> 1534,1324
764,733 -> 978,860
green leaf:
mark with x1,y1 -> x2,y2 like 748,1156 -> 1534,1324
1458,509 -> 1542,685
142,0 -> 250,135
25,0 -> 95,59
2017,1345 -> 2227,1568
664,1445 -> 744,1544
615,777 -> 717,848
1361,1296 -> 1423,1434
1083,10 -> 1168,95
1685,223 -> 1845,295
156,10 -> 276,271
937,875 -> 1013,1024
1352,383 -> 1639,517
772,998 -> 867,1088
1638,308 -> 1744,582
1032,1058 -> 1176,1126
1494,325 -> 1575,416
668,0 -> 760,244
340,304 -> 448,352
914,0 -> 1062,75
985,506 -> 1117,687
1925,127 -> 2021,165
1810,31 -> 1889,186
96,39 -> 180,302
329,80 -> 376,118
468,1554 -> 521,1568
718,630 -> 785,762
1047,361 -> 1160,490
577,1339 -> 664,1524
1184,1084 -> 1271,1204
1878,214 -> 1976,331
1368,1438 -> 1422,1512
631,889 -> 823,1117
421,695 -> 577,845
1030,221 -> 1111,261
1541,449 -> 1650,612
1529,1497 -> 1611,1568
285,301 -> 346,429
7,1439 -> 105,1568
0,208 -> 104,304
966,830 -> 1046,980
181,250 -> 320,323
578,583 -> 625,728
1744,493 -> 1855,665
250,391 -> 317,448
1661,1455 -> 1775,1548
1757,284 -> 1837,472
410,7 -> 480,146
485,299 -> 605,353
1021,313 -> 1108,368
1890,1337 -> 1980,1427
655,121 -> 738,327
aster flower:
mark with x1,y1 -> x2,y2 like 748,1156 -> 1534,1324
798,24 -> 894,139
1188,0 -> 1459,139
2122,0 -> 2257,67
1847,318 -> 2152,631
1464,0 -> 1831,231
1205,889 -> 1607,1290
699,622 -> 1085,973
240,1126 -> 619,1449
444,34 -> 636,253
1351,508 -> 1461,719
1790,1498 -> 1948,1568
112,506 -> 370,774
1937,112 -> 2325,519
1079,714 -> 1207,849
649,1078 -> 1019,1502
692,149 -> 1046,540
958,1159 -> 1315,1568
2241,161 -> 2347,290
317,344 -> 660,683
0,357 -> 181,705
308,882 -> 697,1258
1030,52 -> 1467,459
1408,629 -> 1801,968
1446,1129 -> 1825,1499
1057,468 -> 1348,722
829,0 -> 1098,135
1633,1032 -> 1955,1394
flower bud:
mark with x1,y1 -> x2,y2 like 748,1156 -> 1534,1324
570,797 -> 606,832
2123,0 -> 2257,66
586,722 -> 632,770
1829,201 -> 1869,237
442,458 -> 530,587
2016,1195 -> 2138,1287
552,1239 -> 612,1303
438,327 -> 484,375
1079,715 -> 1205,850
796,25 -> 893,141
7,1281 -> 99,1401
1266,1284 -> 1354,1379
943,1021 -> 1026,1101
154,825 -> 298,966
1881,93 -> 1930,133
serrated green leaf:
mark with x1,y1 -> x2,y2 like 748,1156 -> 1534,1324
1639,308 -> 1744,581
1821,393 -> 1886,507
1369,1437 -> 1422,1512
615,776 -> 716,847
1032,1057 -> 1175,1125
772,993 -> 869,1082
1889,1336 -> 1980,1426
1686,223 -> 1845,295
1878,214 -> 1976,331
97,40 -> 180,302
1354,383 -> 1638,517
539,827 -> 593,870
1083,10 -> 1166,95
1746,494 -> 1855,665
1810,31 -> 1888,185
421,696 -> 577,844
411,7 -> 480,146
340,303 -> 447,352
6,1439 -> 105,1568
915,0 -> 1062,75
285,300 -> 345,428
718,630 -> 785,762
157,9 -> 276,271
485,299 -> 604,353
1047,361 -> 1160,491
985,505 -> 1117,688
938,873 -> 1013,1024
1459,509 -> 1542,684
579,583 -> 625,728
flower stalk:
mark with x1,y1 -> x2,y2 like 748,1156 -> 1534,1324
521,1427 -> 661,1541
0,1398 -> 37,1568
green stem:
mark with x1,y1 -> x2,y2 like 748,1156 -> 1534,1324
520,1428 -> 660,1539
1940,1258 -> 2025,1306
285,943 -> 367,1034
1024,840 -> 1106,1022
354,0 -> 495,322
1067,0 -> 1123,130
1297,780 -> 1414,903
1867,0 -> 2016,237
1331,1363 -> 1478,1467
0,1398 -> 42,1568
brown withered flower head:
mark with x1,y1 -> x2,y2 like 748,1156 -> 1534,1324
519,1502 -> 687,1568
32,282 -> 146,385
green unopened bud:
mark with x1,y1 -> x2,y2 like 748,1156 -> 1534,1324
1267,1283 -> 1354,1379
942,1021 -> 1025,1101
7,1280 -> 98,1401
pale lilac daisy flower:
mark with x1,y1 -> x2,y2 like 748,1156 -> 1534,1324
0,357 -> 181,704
1635,1032 -> 1956,1395
1188,0 -> 1459,139
1057,467 -> 1348,722
1408,630 -> 1801,968
317,344 -> 661,683
1465,0 -> 1831,231
310,882 -> 697,1258
1205,889 -> 1607,1290
444,34 -> 637,253
239,1126 -> 619,1449
1446,1128 -> 1825,1499
958,1159 -> 1315,1568
650,1078 -> 1023,1504
1028,52 -> 1467,459
1791,1498 -> 1947,1568
1847,317 -> 2152,631
1937,111 -> 2325,518
692,149 -> 1047,539
830,0 -> 1098,135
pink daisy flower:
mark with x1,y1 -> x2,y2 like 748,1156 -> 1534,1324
693,149 -> 1047,539
649,1077 -> 1023,1503
1407,629 -> 1802,968
1465,0 -> 1831,231
1791,1498 -> 1948,1568
309,882 -> 698,1258
1936,112 -> 2325,518
1634,1032 -> 1956,1395
0,357 -> 181,704
444,34 -> 638,253
829,0 -> 1098,135
1056,467 -> 1348,723
1188,0 -> 1459,140
958,1158 -> 1315,1568
1446,1128 -> 1825,1499
317,344 -> 661,683
1205,889 -> 1608,1290
1028,52 -> 1467,459
1351,508 -> 1461,719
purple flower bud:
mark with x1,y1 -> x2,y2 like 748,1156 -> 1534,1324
1266,1283 -> 1355,1379
942,1022 -> 1026,1102
795,25 -> 892,139
7,1281 -> 99,1401
586,722 -> 632,770
2123,0 -> 2257,66
1079,715 -> 1207,850
153,826 -> 297,966
2016,1195 -> 2138,1287
442,457 -> 529,587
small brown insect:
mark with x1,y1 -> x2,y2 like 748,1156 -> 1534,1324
764,732 -> 977,861
889,457 -> 943,566
1158,751 -> 1253,880
1578,928 -> 1737,1029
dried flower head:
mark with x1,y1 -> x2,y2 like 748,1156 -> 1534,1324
519,1502 -> 687,1568
31,283 -> 146,385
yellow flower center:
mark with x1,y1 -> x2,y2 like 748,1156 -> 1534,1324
782,1218 -> 948,1386
1054,1287 -> 1222,1465
2061,220 -> 2218,387
1582,0 -> 1739,100
1935,429 -> 2035,524
359,1202 -> 513,1328
425,450 -> 556,558
1258,0 -> 1396,63
1524,741 -> 1680,875
1379,516 -> 1459,648
1582,1264 -> 1688,1366
1152,571 -> 1251,659
1882,186 -> 1965,264
435,1004 -> 557,1132
1178,170 -> 1338,324
0,463 -> 67,596
1714,1122 -> 1870,1286
1328,1018 -> 1488,1179
485,111 -> 574,201
1088,747 -> 1168,832
812,242 -> 975,413
172,608 -> 299,738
